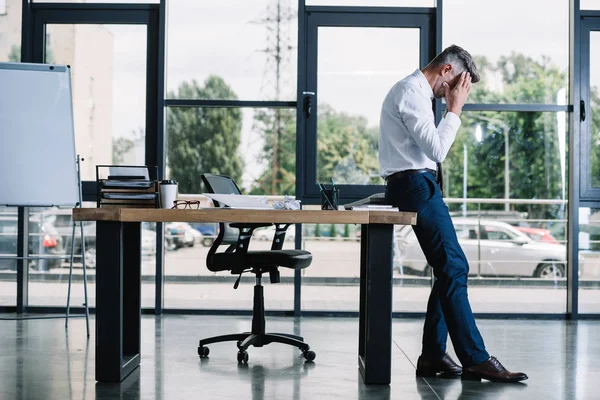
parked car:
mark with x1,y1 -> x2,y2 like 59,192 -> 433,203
45,209 -> 157,268
449,210 -> 530,227
166,222 -> 197,248
253,225 -> 295,242
395,218 -> 572,279
0,213 -> 64,271
189,223 -> 217,247
514,227 -> 559,244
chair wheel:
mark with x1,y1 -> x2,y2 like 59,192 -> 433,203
303,350 -> 316,361
237,350 -> 249,363
198,346 -> 210,358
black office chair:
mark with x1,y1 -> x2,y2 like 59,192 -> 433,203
197,173 -> 316,363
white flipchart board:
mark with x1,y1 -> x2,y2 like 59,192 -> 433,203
0,63 -> 78,206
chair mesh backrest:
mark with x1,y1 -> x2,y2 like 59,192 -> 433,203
201,174 -> 242,197
201,173 -> 241,245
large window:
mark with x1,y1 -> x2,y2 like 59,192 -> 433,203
9,0 -> 593,316
164,101 -> 297,309
442,1 -> 570,313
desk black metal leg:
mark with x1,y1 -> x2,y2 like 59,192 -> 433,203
96,221 -> 141,382
358,223 -> 393,385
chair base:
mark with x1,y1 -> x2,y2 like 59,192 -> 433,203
198,332 -> 315,362
197,283 -> 316,363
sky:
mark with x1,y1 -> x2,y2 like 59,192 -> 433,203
96,0 -> 579,188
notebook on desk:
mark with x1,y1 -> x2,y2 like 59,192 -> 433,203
203,193 -> 274,209
343,193 -> 392,210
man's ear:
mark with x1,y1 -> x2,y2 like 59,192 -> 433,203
441,64 -> 453,76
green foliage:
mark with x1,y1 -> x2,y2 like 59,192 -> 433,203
250,108 -> 296,195
329,224 -> 336,238
249,104 -> 380,195
112,137 -> 135,164
343,224 -> 350,238
166,76 -> 243,194
8,45 -> 20,62
316,104 -> 380,185
589,88 -> 600,185
314,223 -> 321,237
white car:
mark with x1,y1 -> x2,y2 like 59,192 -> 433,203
395,218 -> 571,279
253,225 -> 296,242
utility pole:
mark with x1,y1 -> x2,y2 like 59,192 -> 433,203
253,0 -> 295,194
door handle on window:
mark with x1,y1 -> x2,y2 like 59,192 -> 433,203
581,100 -> 586,122
303,91 -> 315,119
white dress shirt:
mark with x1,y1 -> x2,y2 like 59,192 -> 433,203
379,69 -> 462,179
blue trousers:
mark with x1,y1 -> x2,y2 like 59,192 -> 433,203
385,171 -> 490,367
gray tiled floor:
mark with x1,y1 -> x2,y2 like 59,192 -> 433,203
0,314 -> 599,400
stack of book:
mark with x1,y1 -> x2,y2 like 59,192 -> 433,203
96,165 -> 159,208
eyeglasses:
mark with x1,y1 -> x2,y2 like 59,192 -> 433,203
171,200 -> 201,209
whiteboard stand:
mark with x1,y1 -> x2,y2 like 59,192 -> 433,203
65,155 -> 90,338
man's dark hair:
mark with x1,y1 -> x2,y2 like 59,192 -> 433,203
430,45 -> 480,83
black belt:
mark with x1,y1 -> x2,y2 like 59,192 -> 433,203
385,168 -> 437,184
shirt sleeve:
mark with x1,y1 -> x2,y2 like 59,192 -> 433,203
397,89 -> 461,163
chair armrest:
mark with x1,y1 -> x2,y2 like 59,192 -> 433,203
271,224 -> 292,250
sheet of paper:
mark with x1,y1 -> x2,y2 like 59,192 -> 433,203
203,193 -> 274,209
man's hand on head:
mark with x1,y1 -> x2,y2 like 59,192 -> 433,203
443,72 -> 472,117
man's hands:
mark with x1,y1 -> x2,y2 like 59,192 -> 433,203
443,71 -> 472,117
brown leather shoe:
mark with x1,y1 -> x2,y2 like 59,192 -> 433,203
416,353 -> 462,377
462,356 -> 528,382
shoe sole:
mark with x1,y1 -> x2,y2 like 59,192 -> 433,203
461,373 -> 528,382
416,370 -> 462,378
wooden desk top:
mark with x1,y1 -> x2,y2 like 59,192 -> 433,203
73,208 -> 417,225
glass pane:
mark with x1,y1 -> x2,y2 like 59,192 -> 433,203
444,0 -> 568,104
166,0 -> 297,101
35,0 -> 158,2
167,0 -> 298,101
579,207 -> 600,313
25,205 -> 156,308
443,111 -> 567,313
589,32 -> 600,187
299,219 -> 425,313
45,24 -> 147,181
165,106 -> 297,309
166,107 -> 296,196
0,207 -> 17,305
0,0 -> 21,62
316,27 -> 419,185
581,0 -> 600,9
163,220 -> 296,310
444,111 -> 568,209
307,0 -> 433,5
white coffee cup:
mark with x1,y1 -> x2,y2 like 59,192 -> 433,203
160,180 -> 178,209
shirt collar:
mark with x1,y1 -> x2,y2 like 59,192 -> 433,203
412,69 -> 434,99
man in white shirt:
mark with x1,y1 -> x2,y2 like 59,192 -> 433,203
380,45 -> 527,382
